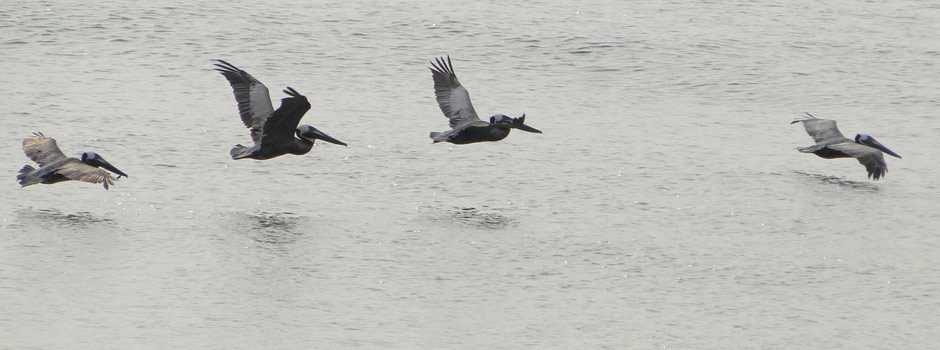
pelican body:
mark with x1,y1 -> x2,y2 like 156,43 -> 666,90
17,133 -> 128,190
214,59 -> 346,160
428,56 -> 541,144
792,113 -> 901,180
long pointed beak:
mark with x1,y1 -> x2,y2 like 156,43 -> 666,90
308,128 -> 348,147
95,157 -> 129,178
876,143 -> 902,159
866,137 -> 902,159
516,123 -> 542,134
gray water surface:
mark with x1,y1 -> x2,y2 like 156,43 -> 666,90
2,1 -> 939,349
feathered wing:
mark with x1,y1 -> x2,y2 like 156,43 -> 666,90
793,115 -> 848,146
56,159 -> 117,189
429,56 -> 481,129
214,59 -> 275,144
828,142 -> 888,180
23,133 -> 68,166
259,87 -> 312,145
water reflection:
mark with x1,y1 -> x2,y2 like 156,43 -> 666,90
14,208 -> 115,228
793,171 -> 880,191
226,211 -> 305,245
446,206 -> 517,230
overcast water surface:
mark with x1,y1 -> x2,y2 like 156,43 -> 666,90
2,1 -> 939,349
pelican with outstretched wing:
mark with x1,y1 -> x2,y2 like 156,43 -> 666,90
792,113 -> 901,180
214,59 -> 346,160
17,133 -> 128,190
428,56 -> 541,144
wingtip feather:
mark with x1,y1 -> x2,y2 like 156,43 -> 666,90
17,165 -> 34,185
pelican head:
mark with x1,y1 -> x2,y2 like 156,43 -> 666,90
297,124 -> 347,146
81,152 -> 129,178
490,114 -> 513,125
490,113 -> 542,134
856,134 -> 901,159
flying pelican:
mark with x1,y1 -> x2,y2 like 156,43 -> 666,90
17,132 -> 128,190
428,56 -> 542,144
792,113 -> 901,180
214,59 -> 347,160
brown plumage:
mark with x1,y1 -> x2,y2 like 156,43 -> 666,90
18,133 -> 128,190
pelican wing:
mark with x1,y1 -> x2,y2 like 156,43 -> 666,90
794,116 -> 848,146
828,142 -> 888,180
57,159 -> 117,189
23,133 -> 68,166
214,59 -> 275,144
430,56 -> 481,129
259,87 -> 312,145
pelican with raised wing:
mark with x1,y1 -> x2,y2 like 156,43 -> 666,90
792,113 -> 901,180
17,133 -> 128,190
214,59 -> 346,160
428,56 -> 542,144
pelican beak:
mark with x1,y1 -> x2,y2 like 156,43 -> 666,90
866,136 -> 902,159
513,114 -> 542,134
304,127 -> 348,147
94,157 -> 129,178
320,134 -> 348,146
516,123 -> 542,134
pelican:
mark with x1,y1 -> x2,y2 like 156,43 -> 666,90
428,56 -> 542,144
17,132 -> 128,190
214,59 -> 347,160
792,113 -> 901,180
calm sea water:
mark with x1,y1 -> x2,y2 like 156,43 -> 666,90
2,1 -> 939,348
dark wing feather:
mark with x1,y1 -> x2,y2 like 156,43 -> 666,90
57,159 -> 117,189
23,133 -> 68,166
214,59 -> 275,144
429,56 -> 481,129
259,87 -> 312,145
828,142 -> 888,180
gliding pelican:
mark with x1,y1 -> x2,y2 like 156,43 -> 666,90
792,113 -> 901,180
17,132 -> 128,190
